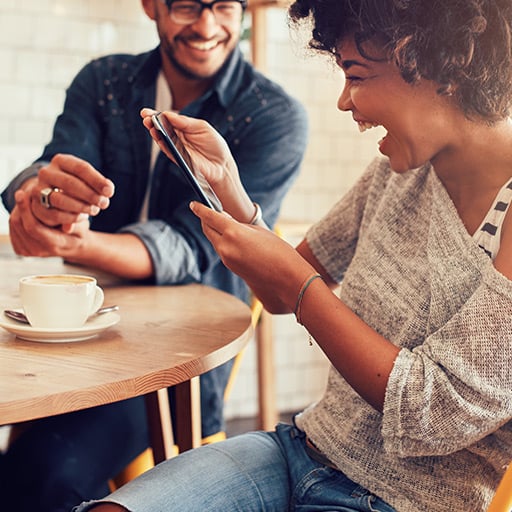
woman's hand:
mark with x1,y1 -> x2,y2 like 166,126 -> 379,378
141,108 -> 256,223
190,201 -> 317,313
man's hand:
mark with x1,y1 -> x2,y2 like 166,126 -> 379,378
9,153 -> 114,258
9,187 -> 91,257
28,153 -> 115,229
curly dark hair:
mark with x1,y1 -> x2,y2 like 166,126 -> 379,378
288,0 -> 512,121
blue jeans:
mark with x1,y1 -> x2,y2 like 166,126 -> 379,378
74,423 -> 396,512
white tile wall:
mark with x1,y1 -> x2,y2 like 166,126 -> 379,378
0,1 -> 159,232
0,2 -> 384,423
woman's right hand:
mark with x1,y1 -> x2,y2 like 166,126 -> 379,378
190,200 -> 317,313
140,108 -> 257,224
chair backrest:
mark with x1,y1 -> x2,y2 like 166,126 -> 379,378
222,296 -> 263,401
487,463 -> 512,512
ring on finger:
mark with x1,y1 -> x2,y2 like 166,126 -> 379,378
40,187 -> 62,209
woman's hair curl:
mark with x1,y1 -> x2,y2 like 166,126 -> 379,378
288,0 -> 512,121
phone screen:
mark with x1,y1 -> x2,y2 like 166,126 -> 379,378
152,113 -> 223,212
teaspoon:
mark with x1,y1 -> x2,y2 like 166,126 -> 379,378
3,305 -> 119,325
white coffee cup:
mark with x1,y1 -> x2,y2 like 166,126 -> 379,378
19,274 -> 104,329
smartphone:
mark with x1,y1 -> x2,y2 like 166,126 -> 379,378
151,113 -> 223,212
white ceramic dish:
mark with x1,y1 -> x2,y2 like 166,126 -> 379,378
0,309 -> 120,343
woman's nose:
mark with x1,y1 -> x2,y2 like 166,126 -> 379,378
337,83 -> 352,111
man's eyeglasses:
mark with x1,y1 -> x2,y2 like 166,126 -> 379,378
160,0 -> 247,25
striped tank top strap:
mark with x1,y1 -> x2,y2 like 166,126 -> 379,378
473,178 -> 512,260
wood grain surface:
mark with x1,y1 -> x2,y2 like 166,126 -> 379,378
0,255 -> 252,426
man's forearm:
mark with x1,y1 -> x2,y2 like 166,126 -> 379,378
64,230 -> 154,280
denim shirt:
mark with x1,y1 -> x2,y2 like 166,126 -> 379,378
2,46 -> 308,303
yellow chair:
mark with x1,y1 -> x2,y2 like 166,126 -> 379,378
109,448 -> 155,491
110,295 -> 273,489
487,463 -> 512,512
222,296 -> 263,404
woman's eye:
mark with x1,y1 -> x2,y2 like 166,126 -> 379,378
346,75 -> 363,83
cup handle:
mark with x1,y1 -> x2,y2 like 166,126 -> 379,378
90,286 -> 104,314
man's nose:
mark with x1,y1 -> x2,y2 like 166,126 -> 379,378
190,7 -> 220,39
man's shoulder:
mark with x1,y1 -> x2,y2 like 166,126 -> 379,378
90,50 -> 155,70
81,48 -> 159,81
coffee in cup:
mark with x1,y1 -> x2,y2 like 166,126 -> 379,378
19,274 -> 104,329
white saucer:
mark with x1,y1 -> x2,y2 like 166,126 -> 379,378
0,310 -> 120,343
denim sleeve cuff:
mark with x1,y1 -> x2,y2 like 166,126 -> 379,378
1,161 -> 48,211
120,220 -> 201,285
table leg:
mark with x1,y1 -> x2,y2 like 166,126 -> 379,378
256,309 -> 278,430
144,388 -> 175,464
173,376 -> 202,452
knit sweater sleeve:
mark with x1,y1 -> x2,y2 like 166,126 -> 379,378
380,177 -> 512,457
382,252 -> 512,457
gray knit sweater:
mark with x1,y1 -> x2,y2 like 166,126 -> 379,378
296,157 -> 512,511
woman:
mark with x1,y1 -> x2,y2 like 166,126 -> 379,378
74,0 -> 512,510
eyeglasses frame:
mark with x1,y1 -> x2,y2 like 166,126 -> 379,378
161,0 -> 248,23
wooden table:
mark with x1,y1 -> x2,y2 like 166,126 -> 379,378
0,249 -> 253,463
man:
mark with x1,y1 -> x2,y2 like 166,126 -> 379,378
0,0 -> 308,510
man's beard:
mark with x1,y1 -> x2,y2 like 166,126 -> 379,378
166,47 -> 205,80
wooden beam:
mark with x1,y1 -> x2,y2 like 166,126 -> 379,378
248,0 -> 290,8
250,6 -> 268,71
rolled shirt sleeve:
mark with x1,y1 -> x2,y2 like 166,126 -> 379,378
120,219 -> 201,285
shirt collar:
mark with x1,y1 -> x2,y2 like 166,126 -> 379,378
132,47 -> 163,90
210,46 -> 244,108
